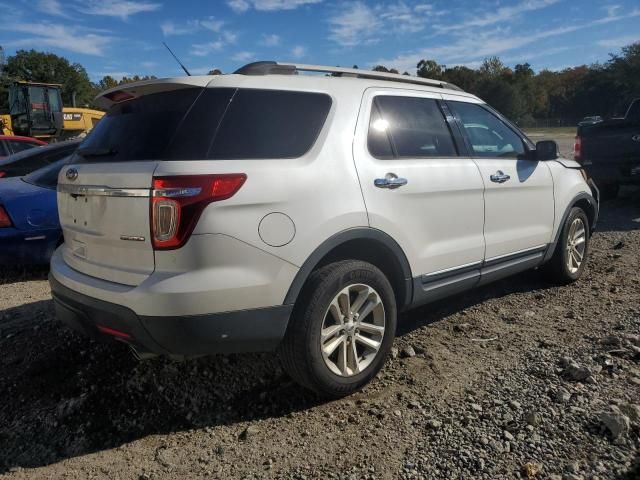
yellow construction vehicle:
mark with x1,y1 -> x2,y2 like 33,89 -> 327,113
0,81 -> 104,141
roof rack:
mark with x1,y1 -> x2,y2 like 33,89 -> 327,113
233,61 -> 463,92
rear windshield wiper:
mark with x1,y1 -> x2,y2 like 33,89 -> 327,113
77,147 -> 117,158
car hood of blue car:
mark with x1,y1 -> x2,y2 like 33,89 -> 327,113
0,177 -> 58,231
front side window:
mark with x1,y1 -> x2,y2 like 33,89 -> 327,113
367,95 -> 457,159
448,102 -> 526,158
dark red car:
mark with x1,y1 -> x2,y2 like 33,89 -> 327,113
0,135 -> 47,161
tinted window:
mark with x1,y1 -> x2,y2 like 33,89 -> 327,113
368,103 -> 394,158
8,140 -> 39,154
449,102 -> 525,158
78,88 -> 331,162
209,89 -> 331,159
0,142 -> 78,178
77,88 -> 203,162
0,141 -> 7,157
369,96 -> 457,158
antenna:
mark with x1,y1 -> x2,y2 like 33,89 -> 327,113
162,42 -> 191,76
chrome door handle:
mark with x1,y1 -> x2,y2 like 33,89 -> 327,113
374,173 -> 408,189
490,170 -> 511,183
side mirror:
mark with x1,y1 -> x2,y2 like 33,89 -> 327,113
535,140 -> 559,161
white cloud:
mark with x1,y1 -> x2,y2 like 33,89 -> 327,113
4,23 -> 112,55
261,34 -> 281,46
231,51 -> 255,62
291,45 -> 306,58
161,20 -> 199,36
227,0 -> 322,13
191,41 -> 225,57
597,34 -> 640,49
36,0 -> 66,16
161,17 -> 227,37
227,0 -> 250,13
375,5 -> 640,72
189,29 -> 237,57
201,17 -> 225,32
328,2 -> 381,48
141,61 -> 157,68
434,0 -> 560,33
77,0 -> 161,20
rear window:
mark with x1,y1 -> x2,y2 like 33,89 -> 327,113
0,142 -> 78,178
78,87 -> 332,162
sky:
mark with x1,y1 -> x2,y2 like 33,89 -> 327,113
1,0 -> 639,81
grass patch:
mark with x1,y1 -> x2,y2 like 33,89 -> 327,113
524,127 -> 577,137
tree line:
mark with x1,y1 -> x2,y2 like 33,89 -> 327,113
1,44 -> 638,126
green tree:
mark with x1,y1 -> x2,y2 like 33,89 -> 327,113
4,49 -> 93,106
416,59 -> 444,80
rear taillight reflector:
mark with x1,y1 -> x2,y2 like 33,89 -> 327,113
97,324 -> 131,339
0,206 -> 12,228
573,135 -> 582,163
151,174 -> 246,250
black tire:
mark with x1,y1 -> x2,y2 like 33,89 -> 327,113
278,260 -> 397,398
543,207 -> 590,284
599,183 -> 619,201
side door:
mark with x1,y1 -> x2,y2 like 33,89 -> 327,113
445,98 -> 554,264
353,89 -> 486,304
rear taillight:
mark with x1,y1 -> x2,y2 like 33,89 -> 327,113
0,206 -> 12,228
151,174 -> 247,250
0,171 -> 6,178
573,135 -> 582,163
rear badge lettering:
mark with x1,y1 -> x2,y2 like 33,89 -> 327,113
120,235 -> 146,242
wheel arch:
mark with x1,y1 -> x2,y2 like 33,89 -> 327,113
284,228 -> 413,311
544,191 -> 598,263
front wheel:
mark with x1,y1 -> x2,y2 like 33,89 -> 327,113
278,260 -> 397,398
544,207 -> 590,283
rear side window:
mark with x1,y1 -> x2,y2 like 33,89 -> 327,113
78,87 -> 331,162
368,96 -> 457,159
448,101 -> 526,158
209,90 -> 331,159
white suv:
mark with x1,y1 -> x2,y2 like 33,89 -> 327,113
50,61 -> 599,397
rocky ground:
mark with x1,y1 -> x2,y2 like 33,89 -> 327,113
1,189 -> 639,480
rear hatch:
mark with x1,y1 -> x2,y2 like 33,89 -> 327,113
57,79 -> 212,286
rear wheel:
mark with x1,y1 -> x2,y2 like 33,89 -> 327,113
544,207 -> 590,283
278,260 -> 397,398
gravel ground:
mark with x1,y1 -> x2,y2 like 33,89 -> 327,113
1,189 -> 639,480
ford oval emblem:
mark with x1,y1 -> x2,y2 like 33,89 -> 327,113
66,168 -> 78,181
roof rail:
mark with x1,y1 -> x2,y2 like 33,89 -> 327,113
233,61 -> 463,92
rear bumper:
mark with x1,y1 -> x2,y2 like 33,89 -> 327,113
50,273 -> 292,356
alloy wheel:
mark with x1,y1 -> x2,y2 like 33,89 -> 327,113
320,284 -> 386,377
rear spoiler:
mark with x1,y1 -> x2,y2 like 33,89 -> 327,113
94,76 -> 215,109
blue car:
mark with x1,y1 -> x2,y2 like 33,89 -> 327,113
0,158 -> 72,265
